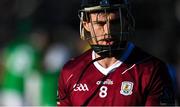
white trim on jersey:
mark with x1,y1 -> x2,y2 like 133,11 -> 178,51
92,42 -> 135,75
93,51 -> 122,75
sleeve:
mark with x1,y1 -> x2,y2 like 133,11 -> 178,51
145,62 -> 175,106
57,68 -> 72,106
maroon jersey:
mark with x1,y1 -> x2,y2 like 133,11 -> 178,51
57,43 -> 175,106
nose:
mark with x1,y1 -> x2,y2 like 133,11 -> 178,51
103,23 -> 111,35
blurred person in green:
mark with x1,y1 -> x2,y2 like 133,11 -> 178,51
43,42 -> 71,105
0,18 -> 70,105
0,0 -> 72,105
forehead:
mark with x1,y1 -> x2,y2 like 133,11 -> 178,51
89,11 -> 119,21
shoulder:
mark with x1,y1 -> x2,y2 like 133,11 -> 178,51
127,45 -> 174,85
128,46 -> 176,105
125,45 -> 166,67
125,45 -> 171,81
60,49 -> 92,76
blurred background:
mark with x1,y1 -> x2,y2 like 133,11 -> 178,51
0,0 -> 179,106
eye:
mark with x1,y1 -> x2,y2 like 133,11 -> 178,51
93,21 -> 106,26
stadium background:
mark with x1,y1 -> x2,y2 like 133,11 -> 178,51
0,0 -> 179,106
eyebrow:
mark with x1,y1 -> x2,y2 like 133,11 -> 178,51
91,20 -> 106,24
92,18 -> 119,23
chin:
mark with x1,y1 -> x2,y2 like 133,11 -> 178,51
97,41 -> 114,45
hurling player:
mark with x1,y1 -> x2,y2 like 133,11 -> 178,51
57,0 -> 175,106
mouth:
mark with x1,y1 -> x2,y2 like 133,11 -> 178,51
97,38 -> 115,45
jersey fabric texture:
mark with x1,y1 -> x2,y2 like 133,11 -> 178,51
57,42 -> 175,106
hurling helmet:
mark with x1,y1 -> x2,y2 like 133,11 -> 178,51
79,0 -> 135,57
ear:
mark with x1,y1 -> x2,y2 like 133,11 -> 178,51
83,21 -> 91,32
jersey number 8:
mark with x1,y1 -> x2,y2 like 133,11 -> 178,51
99,86 -> 108,98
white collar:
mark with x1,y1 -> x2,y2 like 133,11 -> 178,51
92,51 -> 122,75
92,42 -> 135,75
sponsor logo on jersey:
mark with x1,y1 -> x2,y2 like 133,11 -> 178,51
120,81 -> 133,96
96,79 -> 113,85
73,83 -> 89,91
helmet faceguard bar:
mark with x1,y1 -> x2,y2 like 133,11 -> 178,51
80,4 -> 127,12
79,6 -> 134,40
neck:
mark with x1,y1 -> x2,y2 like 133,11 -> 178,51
95,53 -> 118,68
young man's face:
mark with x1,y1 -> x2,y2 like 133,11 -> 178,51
83,11 -> 122,46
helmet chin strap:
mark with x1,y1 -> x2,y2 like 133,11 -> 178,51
90,41 -> 127,57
